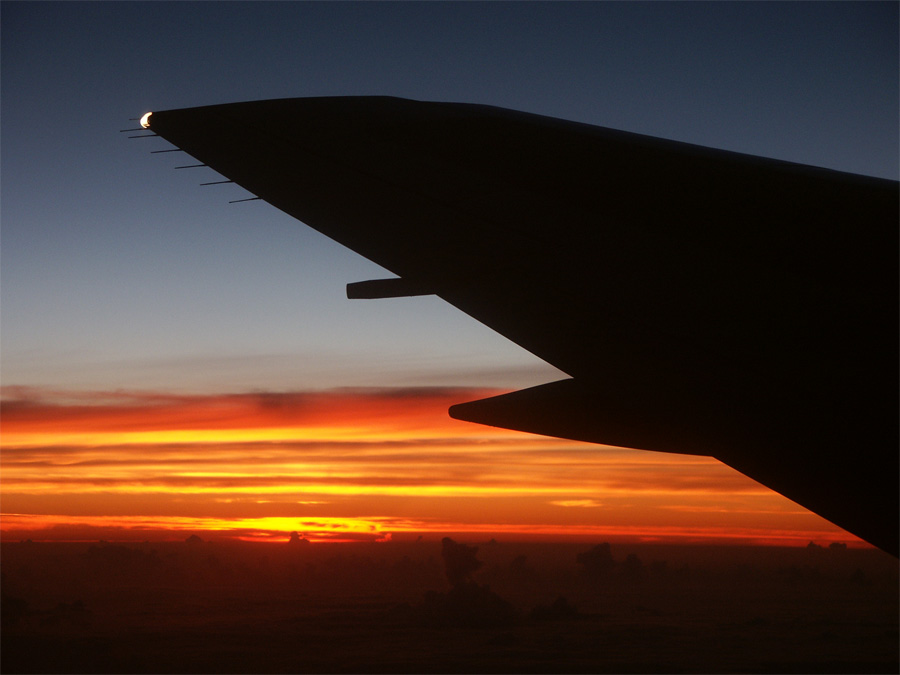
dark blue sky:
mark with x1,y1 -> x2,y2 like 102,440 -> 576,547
2,1 -> 897,393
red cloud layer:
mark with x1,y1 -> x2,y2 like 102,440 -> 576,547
1,387 -> 861,547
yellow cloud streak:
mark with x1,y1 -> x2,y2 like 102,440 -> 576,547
0,513 -> 860,547
1,481 -> 588,497
2,425 -> 493,448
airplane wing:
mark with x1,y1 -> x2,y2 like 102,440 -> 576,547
138,97 -> 898,556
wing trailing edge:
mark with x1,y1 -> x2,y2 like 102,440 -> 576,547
454,380 -> 899,557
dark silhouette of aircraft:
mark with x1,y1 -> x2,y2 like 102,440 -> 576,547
136,97 -> 898,557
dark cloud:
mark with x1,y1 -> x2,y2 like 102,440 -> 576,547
407,538 -> 517,628
441,537 -> 483,588
0,386 -> 501,433
622,552 -> 646,582
577,542 -> 616,577
529,595 -> 580,621
416,582 -> 517,628
288,531 -> 311,546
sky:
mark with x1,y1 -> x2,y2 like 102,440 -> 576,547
2,1 -> 897,545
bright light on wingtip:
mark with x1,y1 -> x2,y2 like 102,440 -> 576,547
140,112 -> 153,129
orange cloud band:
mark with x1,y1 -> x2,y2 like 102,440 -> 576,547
1,386 -> 862,547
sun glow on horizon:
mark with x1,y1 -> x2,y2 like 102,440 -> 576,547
1,386 -> 865,548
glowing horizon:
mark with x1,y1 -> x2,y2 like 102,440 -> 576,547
1,386 -> 865,547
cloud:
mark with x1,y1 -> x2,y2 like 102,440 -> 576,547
412,538 -> 517,628
441,537 -> 483,587
0,514 -> 398,543
0,386 -> 505,436
551,499 -> 603,508
0,385 -> 852,546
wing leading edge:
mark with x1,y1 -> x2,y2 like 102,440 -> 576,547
141,97 -> 898,556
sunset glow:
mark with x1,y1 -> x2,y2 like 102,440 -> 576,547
1,386 -> 863,547
2,6 -> 894,674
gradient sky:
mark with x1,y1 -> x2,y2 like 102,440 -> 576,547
2,2 -> 897,545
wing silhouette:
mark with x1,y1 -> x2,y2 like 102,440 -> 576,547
141,97 -> 898,556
